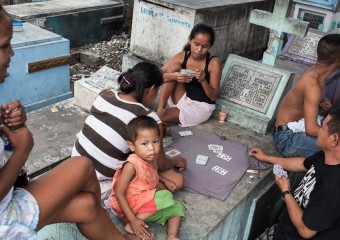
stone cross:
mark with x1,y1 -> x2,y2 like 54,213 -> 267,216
250,0 -> 309,67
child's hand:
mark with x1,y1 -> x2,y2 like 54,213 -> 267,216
249,148 -> 268,162
162,178 -> 177,192
130,218 -> 153,240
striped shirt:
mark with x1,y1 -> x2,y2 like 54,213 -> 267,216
72,90 -> 161,179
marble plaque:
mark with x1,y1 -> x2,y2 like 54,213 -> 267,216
220,62 -> 281,114
303,12 -> 324,29
217,54 -> 294,134
83,66 -> 120,91
74,66 -> 121,112
281,29 -> 326,65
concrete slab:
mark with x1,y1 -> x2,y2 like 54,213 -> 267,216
25,97 -> 278,239
25,98 -> 88,176
74,66 -> 120,112
4,0 -> 124,47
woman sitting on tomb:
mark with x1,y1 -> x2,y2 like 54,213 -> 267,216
157,23 -> 222,127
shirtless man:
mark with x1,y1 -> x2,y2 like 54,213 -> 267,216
273,34 -> 340,157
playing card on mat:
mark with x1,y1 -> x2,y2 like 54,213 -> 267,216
195,155 -> 208,165
179,130 -> 193,136
212,165 -> 228,175
165,149 -> 181,157
217,153 -> 232,161
208,144 -> 223,151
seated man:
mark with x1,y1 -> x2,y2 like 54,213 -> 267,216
273,34 -> 340,157
250,108 -> 340,240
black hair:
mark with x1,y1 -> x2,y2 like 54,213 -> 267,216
183,23 -> 215,51
327,108 -> 340,135
126,116 -> 160,143
317,34 -> 340,65
118,62 -> 163,102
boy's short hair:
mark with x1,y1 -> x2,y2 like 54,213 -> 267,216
126,116 -> 160,142
327,108 -> 340,135
317,34 -> 340,65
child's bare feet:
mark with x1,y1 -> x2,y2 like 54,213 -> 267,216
167,234 -> 180,240
125,223 -> 134,234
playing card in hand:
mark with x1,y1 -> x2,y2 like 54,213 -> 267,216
273,164 -> 288,178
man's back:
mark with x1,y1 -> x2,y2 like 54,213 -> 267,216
275,68 -> 322,132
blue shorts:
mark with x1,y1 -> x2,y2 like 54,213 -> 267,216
0,187 -> 40,240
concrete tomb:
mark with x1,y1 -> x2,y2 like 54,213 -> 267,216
249,0 -> 309,67
74,66 -> 120,112
292,0 -> 340,32
129,0 -> 275,65
281,28 -> 326,65
215,0 -> 309,134
216,54 -> 294,134
3,23 -> 72,112
4,0 -> 124,47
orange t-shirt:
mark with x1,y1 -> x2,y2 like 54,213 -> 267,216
110,154 -> 158,218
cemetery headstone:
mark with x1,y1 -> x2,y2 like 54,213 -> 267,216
74,66 -> 121,112
250,0 -> 309,67
216,55 -> 294,134
3,23 -> 72,112
280,29 -> 326,65
292,0 -> 339,32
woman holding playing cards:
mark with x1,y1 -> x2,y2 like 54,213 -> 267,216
157,23 -> 222,127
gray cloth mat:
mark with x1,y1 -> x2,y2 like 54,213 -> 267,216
166,125 -> 270,201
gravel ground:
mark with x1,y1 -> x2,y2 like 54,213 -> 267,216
69,33 -> 131,88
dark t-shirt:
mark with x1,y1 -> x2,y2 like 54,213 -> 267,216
274,151 -> 340,240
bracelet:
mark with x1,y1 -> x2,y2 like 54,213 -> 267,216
198,78 -> 205,83
281,190 -> 291,200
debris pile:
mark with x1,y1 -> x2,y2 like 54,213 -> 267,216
70,33 -> 130,82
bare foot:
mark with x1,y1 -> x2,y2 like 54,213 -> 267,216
125,223 -> 134,234
167,234 -> 180,240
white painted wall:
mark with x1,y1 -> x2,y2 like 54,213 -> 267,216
130,0 -> 194,64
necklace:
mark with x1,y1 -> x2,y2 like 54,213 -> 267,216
312,65 -> 321,75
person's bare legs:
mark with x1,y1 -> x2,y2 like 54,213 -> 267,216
157,82 -> 186,123
158,81 -> 177,110
158,169 -> 184,192
25,157 -> 126,240
166,216 -> 181,240
124,212 -> 156,234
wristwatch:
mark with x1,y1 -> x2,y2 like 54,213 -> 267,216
281,190 -> 291,200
